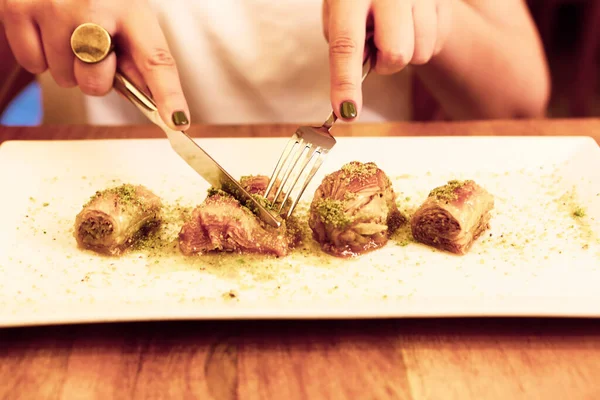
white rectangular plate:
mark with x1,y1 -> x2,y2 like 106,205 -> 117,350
0,136 -> 599,327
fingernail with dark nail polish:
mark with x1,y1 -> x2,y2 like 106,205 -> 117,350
340,101 -> 357,119
172,110 -> 189,126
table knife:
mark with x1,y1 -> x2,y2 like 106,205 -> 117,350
70,22 -> 281,228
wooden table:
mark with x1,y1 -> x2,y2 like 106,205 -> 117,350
1,119 -> 600,400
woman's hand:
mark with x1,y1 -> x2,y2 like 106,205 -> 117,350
323,0 -> 452,121
0,0 -> 190,130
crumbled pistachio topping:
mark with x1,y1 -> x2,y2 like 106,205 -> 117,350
220,181 -> 242,199
428,180 -> 472,202
207,187 -> 230,198
341,161 -> 378,179
247,194 -> 274,211
85,184 -> 148,210
133,204 -> 191,252
343,191 -> 357,201
239,175 -> 258,187
315,198 -> 352,228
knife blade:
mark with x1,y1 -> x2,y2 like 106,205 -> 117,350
113,73 -> 282,228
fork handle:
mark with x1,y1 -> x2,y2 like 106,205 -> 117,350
322,38 -> 375,131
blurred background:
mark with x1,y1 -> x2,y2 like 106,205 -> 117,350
0,0 -> 598,126
528,0 -> 600,118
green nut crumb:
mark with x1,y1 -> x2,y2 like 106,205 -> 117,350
315,198 -> 352,228
343,191 -> 357,201
428,180 -> 472,202
341,161 -> 378,178
246,194 -> 274,212
207,187 -> 226,197
85,184 -> 148,211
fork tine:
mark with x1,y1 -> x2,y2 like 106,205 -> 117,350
272,140 -> 308,205
284,149 -> 328,218
277,146 -> 320,214
265,135 -> 300,199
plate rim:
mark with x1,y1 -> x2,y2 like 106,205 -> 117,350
1,134 -> 599,326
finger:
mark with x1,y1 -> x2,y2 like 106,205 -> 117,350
74,52 -> 116,96
433,0 -> 452,56
372,0 -> 414,75
411,0 -> 438,65
327,0 -> 371,121
322,0 -> 330,40
37,6 -> 77,88
121,8 -> 190,130
72,20 -> 118,97
3,15 -> 47,74
116,48 -> 149,95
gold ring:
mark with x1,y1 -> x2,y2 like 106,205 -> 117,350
70,23 -> 114,64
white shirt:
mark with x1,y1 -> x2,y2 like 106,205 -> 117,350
39,0 -> 412,125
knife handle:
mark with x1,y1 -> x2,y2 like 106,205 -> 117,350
112,72 -> 167,128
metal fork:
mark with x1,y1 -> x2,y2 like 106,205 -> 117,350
265,46 -> 375,218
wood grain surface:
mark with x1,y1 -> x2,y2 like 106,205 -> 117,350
1,118 -> 599,143
1,119 -> 600,400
